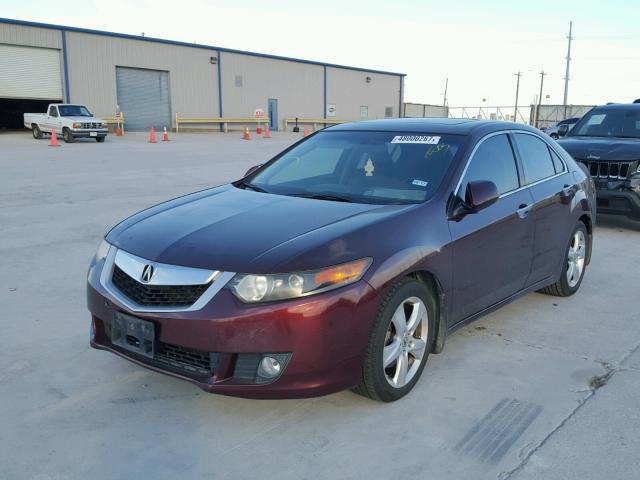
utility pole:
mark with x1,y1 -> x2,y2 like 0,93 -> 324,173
514,72 -> 522,122
442,77 -> 449,108
536,70 -> 546,128
563,21 -> 573,118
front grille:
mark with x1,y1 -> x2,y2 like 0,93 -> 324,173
111,265 -> 210,307
578,159 -> 635,180
155,343 -> 218,377
80,122 -> 101,129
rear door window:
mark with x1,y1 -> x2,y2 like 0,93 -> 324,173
513,133 -> 556,184
459,133 -> 520,196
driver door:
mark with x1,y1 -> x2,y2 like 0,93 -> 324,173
448,133 -> 535,324
45,105 -> 59,132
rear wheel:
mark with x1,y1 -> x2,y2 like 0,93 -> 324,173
62,128 -> 74,143
354,277 -> 435,402
540,222 -> 588,297
32,125 -> 42,139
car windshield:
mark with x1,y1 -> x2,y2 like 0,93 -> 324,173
571,108 -> 640,138
244,131 -> 465,204
58,105 -> 92,117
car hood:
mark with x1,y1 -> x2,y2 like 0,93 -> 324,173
67,116 -> 103,122
558,136 -> 640,161
106,185 -> 409,272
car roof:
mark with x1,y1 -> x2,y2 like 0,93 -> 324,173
593,103 -> 640,111
326,117 -> 538,135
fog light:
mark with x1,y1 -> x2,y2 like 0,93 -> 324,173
258,356 -> 282,378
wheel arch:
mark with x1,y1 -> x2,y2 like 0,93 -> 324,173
578,213 -> 593,265
408,270 -> 448,354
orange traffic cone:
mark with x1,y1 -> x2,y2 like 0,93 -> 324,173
263,124 -> 272,138
162,126 -> 169,142
303,127 -> 310,137
49,128 -> 60,147
242,128 -> 251,140
149,127 -> 157,143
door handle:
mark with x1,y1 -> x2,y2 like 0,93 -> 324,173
561,184 -> 575,197
516,204 -> 532,219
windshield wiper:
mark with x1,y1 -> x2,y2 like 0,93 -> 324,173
236,180 -> 269,193
288,193 -> 356,203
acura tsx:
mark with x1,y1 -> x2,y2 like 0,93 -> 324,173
87,118 -> 596,402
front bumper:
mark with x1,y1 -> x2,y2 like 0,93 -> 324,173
596,189 -> 640,219
87,261 -> 378,399
71,129 -> 108,138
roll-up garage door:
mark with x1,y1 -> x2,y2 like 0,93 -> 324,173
0,44 -> 63,100
116,67 -> 171,131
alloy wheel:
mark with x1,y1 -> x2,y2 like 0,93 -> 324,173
567,229 -> 586,288
383,296 -> 429,388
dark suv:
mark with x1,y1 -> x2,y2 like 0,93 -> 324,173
558,103 -> 640,220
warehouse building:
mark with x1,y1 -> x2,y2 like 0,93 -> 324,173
0,18 -> 405,131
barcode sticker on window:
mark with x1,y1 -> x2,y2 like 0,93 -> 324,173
391,135 -> 440,144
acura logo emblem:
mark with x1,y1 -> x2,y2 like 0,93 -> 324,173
140,264 -> 155,283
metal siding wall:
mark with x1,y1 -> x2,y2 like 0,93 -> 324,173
326,68 -> 401,119
0,22 -> 61,48
221,52 -> 323,124
116,67 -> 171,130
65,31 -> 219,122
0,44 -> 63,99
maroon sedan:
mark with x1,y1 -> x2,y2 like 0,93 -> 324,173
88,119 -> 595,401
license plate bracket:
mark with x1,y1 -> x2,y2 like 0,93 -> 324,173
111,312 -> 155,358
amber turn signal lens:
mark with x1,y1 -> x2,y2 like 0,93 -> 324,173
314,258 -> 371,287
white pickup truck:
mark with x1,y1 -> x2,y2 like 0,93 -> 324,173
24,104 -> 108,143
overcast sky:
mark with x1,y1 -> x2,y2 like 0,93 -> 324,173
2,0 -> 639,107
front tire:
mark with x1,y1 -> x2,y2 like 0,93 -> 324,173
354,277 -> 436,402
96,136 -> 105,143
540,222 -> 588,297
62,128 -> 74,143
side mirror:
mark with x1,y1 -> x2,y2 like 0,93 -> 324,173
465,180 -> 499,211
244,164 -> 263,177
557,124 -> 570,137
450,180 -> 499,219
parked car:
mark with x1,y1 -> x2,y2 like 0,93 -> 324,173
543,117 -> 580,139
24,104 -> 108,143
558,102 -> 640,221
87,118 -> 595,401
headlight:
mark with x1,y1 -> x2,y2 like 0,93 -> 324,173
73,122 -> 81,129
94,239 -> 111,262
101,122 -> 107,128
229,258 -> 372,303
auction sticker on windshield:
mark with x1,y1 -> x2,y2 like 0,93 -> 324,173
391,135 -> 440,144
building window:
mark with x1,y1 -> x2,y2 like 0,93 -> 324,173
360,105 -> 368,118
235,75 -> 243,87
385,107 -> 393,118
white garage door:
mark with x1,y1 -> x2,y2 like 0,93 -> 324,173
116,67 -> 171,131
0,44 -> 63,100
